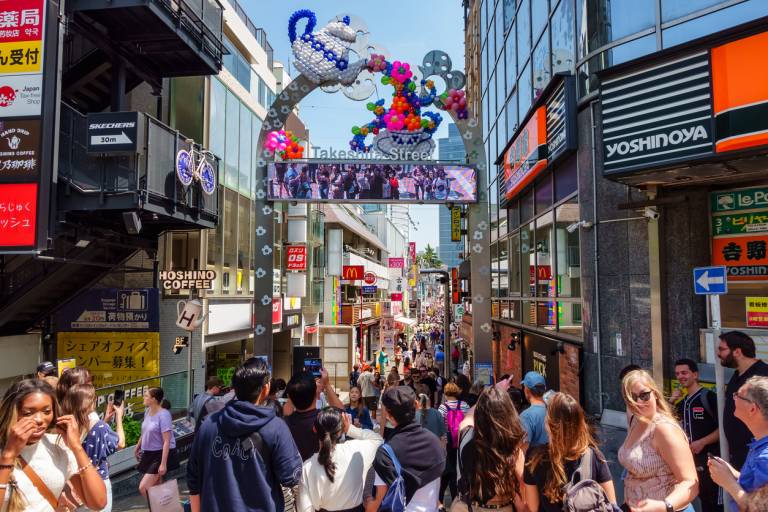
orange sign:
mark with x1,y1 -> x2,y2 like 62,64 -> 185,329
501,106 -> 547,202
712,31 -> 768,153
342,265 -> 364,280
712,235 -> 768,281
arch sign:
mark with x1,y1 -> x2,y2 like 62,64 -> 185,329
250,9 -> 492,376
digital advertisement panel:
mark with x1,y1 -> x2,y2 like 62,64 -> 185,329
267,161 -> 477,203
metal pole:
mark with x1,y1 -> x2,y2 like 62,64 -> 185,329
444,281 -> 451,379
711,294 -> 732,509
360,288 -> 364,365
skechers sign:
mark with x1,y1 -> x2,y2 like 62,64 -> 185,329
600,51 -> 714,175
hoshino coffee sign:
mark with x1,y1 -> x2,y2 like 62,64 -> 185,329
601,50 -> 714,175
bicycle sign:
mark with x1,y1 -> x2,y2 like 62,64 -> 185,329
175,139 -> 216,196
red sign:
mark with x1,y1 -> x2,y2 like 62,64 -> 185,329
363,271 -> 376,285
451,267 -> 459,304
712,235 -> 768,281
0,182 -> 35,247
272,298 -> 282,324
0,0 -> 45,43
388,257 -> 405,268
409,242 -> 416,262
501,106 -> 548,202
286,245 -> 307,271
529,265 -> 553,281
391,292 -> 403,301
342,265 -> 365,280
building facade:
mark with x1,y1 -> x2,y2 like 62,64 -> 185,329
470,0 -> 768,416
438,124 -> 468,269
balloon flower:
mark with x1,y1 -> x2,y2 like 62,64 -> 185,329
265,130 -> 290,153
390,61 -> 413,83
367,54 -> 387,73
383,110 -> 406,131
284,141 -> 304,159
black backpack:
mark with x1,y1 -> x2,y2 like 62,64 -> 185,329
561,448 -> 619,512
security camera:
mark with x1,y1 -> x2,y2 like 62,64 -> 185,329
566,220 -> 593,233
643,207 -> 660,220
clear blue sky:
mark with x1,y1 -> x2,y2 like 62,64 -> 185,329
243,0 -> 466,250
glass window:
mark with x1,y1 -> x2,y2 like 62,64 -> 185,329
535,211 -> 555,298
489,70 -> 497,127
537,301 -> 557,330
608,33 -> 656,66
209,79 -> 226,160
482,43 -> 489,91
496,60 -> 506,120
532,28 -> 551,99
258,77 -> 267,107
491,241 -> 501,298
517,0 -> 531,71
237,194 -> 249,293
506,90 -> 518,139
576,0 -> 587,59
251,115 -> 262,199
508,200 -> 520,230
535,172 -> 553,213
522,300 -> 536,325
222,189 -> 237,289
495,8 -> 505,62
555,198 -> 581,297
509,232 -> 522,295
499,234 -> 509,297
504,0 -> 516,32
225,91 -> 239,189
662,0 -> 731,22
482,0 -> 489,34
518,60 -> 533,120
239,105 -> 252,197
520,221 -> 534,296
662,1 -> 768,48
520,188 -> 535,222
170,77 -> 204,142
558,301 -> 583,336
532,0 -> 549,39
551,0 -> 575,74
554,156 -> 578,201
585,0 -> 656,52
505,24 -> 517,88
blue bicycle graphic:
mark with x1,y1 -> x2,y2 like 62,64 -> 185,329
176,140 -> 216,196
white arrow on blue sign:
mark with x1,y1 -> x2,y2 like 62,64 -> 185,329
693,266 -> 728,295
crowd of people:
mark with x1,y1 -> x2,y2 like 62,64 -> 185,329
270,162 -> 458,201
1,329 -> 767,511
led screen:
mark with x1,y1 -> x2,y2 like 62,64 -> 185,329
267,161 -> 477,203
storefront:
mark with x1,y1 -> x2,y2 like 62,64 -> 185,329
491,75 -> 583,395
203,299 -> 254,386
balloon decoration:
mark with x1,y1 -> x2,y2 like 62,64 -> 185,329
289,9 -> 367,85
348,54 -> 469,154
265,129 -> 305,160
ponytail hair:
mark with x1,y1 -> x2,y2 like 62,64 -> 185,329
418,393 -> 430,426
161,399 -> 171,410
314,407 -> 343,482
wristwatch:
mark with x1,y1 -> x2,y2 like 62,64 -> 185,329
664,499 -> 674,512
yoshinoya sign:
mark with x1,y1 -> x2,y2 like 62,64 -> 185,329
159,270 -> 216,290
600,50 -> 715,175
86,111 -> 140,153
0,119 -> 40,181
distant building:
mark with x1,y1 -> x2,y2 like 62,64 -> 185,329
438,124 -> 465,269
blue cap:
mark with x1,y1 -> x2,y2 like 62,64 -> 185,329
521,371 -> 546,389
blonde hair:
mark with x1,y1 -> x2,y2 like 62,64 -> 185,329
621,369 -> 676,420
443,382 -> 461,399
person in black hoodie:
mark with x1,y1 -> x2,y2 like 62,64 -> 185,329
368,386 -> 446,512
187,357 -> 302,512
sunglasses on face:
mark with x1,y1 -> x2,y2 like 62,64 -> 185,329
631,390 -> 653,402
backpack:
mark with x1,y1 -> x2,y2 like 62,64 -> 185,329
562,448 -> 617,512
446,402 -> 465,448
379,443 -> 407,512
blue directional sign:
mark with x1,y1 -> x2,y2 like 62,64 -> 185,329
362,285 -> 377,294
693,266 -> 728,295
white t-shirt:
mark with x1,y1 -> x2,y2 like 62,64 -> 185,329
1,434 -> 78,512
374,473 -> 441,512
358,371 -> 376,397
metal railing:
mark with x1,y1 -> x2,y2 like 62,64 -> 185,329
157,0 -> 225,62
58,103 -> 219,221
228,0 -> 274,69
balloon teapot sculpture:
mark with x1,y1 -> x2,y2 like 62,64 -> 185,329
289,9 -> 366,85
176,298 -> 207,332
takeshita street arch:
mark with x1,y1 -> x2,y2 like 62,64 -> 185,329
249,9 -> 492,373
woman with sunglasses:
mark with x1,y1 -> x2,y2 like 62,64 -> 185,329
618,370 -> 698,512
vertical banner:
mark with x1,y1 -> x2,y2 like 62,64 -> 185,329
451,206 -> 462,241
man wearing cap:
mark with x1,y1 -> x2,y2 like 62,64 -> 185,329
36,361 -> 56,380
368,386 -> 446,512
520,371 -> 549,447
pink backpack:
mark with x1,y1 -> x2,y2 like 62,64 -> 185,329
445,402 -> 465,448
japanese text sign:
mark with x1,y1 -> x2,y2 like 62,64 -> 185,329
286,245 -> 308,271
746,297 -> 768,327
0,0 -> 44,44
0,181 -> 35,247
712,187 -> 768,213
409,242 -> 416,262
501,106 -> 547,204
388,257 -> 405,268
0,119 -> 39,181
56,331 -> 160,388
55,288 -> 160,331
272,298 -> 283,324
451,206 -> 461,242
712,235 -> 768,281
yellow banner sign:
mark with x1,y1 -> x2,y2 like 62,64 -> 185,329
56,331 -> 160,388
746,297 -> 768,327
0,40 -> 42,74
451,206 -> 461,242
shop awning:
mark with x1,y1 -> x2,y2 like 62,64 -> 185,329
361,319 -> 379,327
394,315 -> 417,327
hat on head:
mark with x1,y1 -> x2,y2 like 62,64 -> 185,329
521,371 -> 546,390
36,361 -> 56,377
381,385 -> 417,425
